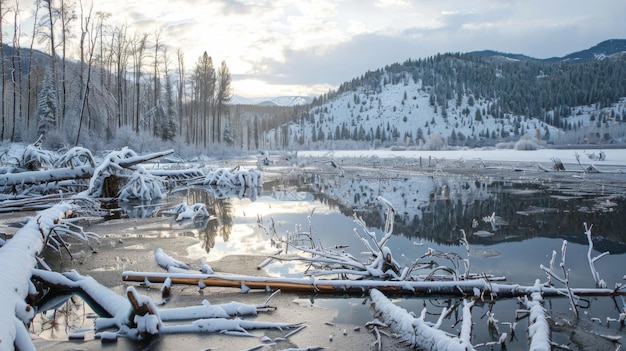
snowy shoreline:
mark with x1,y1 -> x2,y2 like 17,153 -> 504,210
297,148 -> 626,167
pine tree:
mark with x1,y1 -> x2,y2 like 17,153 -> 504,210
223,122 -> 234,145
36,68 -> 58,139
161,73 -> 178,141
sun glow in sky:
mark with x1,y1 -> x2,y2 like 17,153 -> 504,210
14,0 -> 626,98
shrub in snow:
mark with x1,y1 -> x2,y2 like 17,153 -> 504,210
21,136 -> 56,171
118,168 -> 164,202
42,129 -> 68,151
86,148 -> 165,201
421,133 -> 447,151
55,147 -> 96,168
514,135 -> 539,150
495,141 -> 515,149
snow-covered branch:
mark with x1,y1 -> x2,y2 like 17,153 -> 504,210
85,148 -> 173,199
369,288 -> 474,350
584,222 -> 609,288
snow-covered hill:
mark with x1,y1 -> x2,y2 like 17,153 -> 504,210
272,72 -> 626,149
281,74 -> 558,148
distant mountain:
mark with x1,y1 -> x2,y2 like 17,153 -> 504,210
469,39 -> 626,63
229,94 -> 313,106
557,39 -> 626,62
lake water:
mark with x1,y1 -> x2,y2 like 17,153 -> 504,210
30,160 -> 626,350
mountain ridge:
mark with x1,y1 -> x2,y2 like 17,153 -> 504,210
229,95 -> 313,107
468,39 -> 626,62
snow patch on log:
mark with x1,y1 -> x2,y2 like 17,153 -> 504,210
154,247 -> 190,271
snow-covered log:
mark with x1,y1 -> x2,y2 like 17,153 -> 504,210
0,148 -> 174,197
0,202 -> 74,351
519,280 -> 551,351
147,168 -> 204,182
191,167 -> 263,200
85,148 -> 174,198
122,271 -> 626,297
158,300 -> 259,321
0,165 -> 93,190
369,289 -> 475,350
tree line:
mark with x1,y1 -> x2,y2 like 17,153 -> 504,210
0,0 -> 236,152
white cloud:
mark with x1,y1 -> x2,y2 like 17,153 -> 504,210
15,0 -> 626,97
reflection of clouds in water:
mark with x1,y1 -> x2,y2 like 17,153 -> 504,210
185,243 -> 209,261
194,223 -> 276,262
264,260 -> 308,278
233,196 -> 333,218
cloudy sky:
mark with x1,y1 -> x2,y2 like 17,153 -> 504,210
18,0 -> 626,98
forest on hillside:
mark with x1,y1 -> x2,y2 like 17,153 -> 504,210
316,52 -> 626,130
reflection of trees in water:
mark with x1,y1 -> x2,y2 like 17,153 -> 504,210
302,173 -> 626,251
186,189 -> 234,254
390,182 -> 625,249
35,296 -> 85,339
118,200 -> 161,218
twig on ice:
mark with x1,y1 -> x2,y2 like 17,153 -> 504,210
540,240 -> 579,318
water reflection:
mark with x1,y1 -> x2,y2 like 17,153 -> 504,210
32,295 -> 95,341
265,171 -> 626,253
182,188 -> 234,254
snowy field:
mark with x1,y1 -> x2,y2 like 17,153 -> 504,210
299,148 -> 626,167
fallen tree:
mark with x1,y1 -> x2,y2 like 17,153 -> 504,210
121,270 -> 626,297
0,146 -> 184,214
0,202 -> 84,350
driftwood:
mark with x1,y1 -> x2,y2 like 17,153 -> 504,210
0,149 -> 175,192
121,271 -> 626,297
